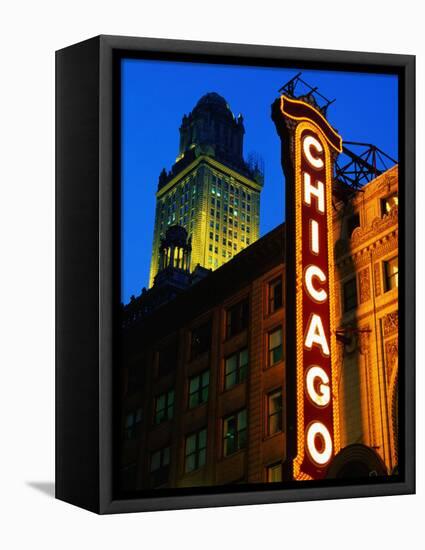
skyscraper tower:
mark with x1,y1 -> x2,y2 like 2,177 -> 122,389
149,92 -> 264,287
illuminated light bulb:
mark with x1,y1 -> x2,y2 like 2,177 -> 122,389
303,172 -> 325,214
310,219 -> 319,255
304,313 -> 330,356
305,265 -> 327,303
303,135 -> 324,169
306,421 -> 333,466
306,366 -> 330,407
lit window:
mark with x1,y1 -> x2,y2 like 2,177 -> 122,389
185,428 -> 207,473
384,256 -> 398,291
268,327 -> 283,366
343,277 -> 357,312
188,370 -> 210,408
381,193 -> 398,215
267,389 -> 283,435
223,410 -> 247,457
267,463 -> 282,482
224,349 -> 248,389
154,390 -> 174,424
268,277 -> 283,313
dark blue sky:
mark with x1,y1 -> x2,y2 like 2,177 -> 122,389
121,59 -> 398,304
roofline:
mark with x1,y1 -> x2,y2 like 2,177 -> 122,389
156,155 -> 263,198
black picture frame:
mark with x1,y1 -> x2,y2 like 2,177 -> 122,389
56,35 -> 415,514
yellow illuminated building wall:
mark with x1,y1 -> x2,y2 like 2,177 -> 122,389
149,92 -> 263,288
332,165 -> 399,474
149,157 -> 262,287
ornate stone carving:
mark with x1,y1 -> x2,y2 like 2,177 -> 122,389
350,206 -> 398,249
385,339 -> 399,382
358,325 -> 371,355
358,267 -> 371,303
383,311 -> 398,337
374,262 -> 382,297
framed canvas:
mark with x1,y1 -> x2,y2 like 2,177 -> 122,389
56,35 -> 415,514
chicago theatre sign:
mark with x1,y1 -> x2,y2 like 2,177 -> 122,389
273,95 -> 343,480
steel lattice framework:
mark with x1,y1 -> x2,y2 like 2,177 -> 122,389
278,74 -> 397,195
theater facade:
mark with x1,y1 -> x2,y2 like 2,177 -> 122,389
119,163 -> 398,491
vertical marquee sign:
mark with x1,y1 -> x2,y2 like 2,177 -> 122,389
272,95 -> 342,480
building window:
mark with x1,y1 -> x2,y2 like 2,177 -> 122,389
188,370 -> 210,408
343,277 -> 357,312
226,298 -> 249,339
154,390 -> 174,424
124,408 -> 142,440
347,213 -> 360,238
150,446 -> 170,487
267,389 -> 283,435
185,428 -> 207,473
223,410 -> 247,457
224,348 -> 248,390
381,193 -> 398,215
268,277 -> 283,313
384,256 -> 399,291
191,320 -> 212,359
158,338 -> 178,377
268,327 -> 283,366
267,463 -> 282,482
